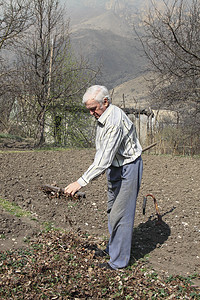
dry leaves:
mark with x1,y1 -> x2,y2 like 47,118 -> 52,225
0,230 -> 199,299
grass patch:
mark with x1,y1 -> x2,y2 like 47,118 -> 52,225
0,133 -> 24,142
0,148 -> 69,154
34,146 -> 69,151
0,198 -> 61,232
0,198 -> 32,218
0,150 -> 34,154
41,221 -> 61,233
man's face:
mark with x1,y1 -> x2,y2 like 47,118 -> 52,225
85,98 -> 109,119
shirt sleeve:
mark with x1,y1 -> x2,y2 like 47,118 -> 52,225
77,124 -> 123,186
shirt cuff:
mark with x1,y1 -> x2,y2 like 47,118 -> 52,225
77,176 -> 88,187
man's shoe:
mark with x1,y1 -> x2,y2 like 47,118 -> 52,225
94,248 -> 108,257
99,262 -> 114,270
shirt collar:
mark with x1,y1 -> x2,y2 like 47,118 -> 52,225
97,104 -> 113,125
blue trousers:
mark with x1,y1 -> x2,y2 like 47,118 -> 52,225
106,156 -> 143,269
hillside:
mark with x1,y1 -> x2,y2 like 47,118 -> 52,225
110,72 -> 152,108
67,1 -> 148,89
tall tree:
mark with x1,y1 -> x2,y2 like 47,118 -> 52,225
0,0 -> 32,50
15,0 -> 98,146
136,0 -> 200,135
0,0 -> 32,132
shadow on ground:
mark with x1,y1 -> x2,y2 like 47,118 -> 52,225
131,218 -> 171,262
130,206 -> 177,263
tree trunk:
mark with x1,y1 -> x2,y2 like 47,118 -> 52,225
36,109 -> 46,147
0,94 -> 15,132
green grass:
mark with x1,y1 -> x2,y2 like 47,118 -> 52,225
34,145 -> 92,151
0,146 -> 92,154
0,146 -> 71,154
0,198 -> 65,234
0,197 -> 32,218
0,133 -> 24,141
41,221 -> 61,232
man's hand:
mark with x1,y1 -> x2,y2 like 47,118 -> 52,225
64,181 -> 81,196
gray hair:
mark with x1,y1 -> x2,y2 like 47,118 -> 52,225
82,85 -> 111,105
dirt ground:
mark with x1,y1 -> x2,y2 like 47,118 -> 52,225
0,148 -> 199,283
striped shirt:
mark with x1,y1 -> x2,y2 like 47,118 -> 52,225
77,104 -> 142,187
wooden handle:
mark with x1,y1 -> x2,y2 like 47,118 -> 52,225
142,142 -> 157,153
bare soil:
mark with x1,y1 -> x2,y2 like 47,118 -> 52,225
0,148 -> 199,283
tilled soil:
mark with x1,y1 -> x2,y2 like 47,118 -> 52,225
0,149 -> 199,283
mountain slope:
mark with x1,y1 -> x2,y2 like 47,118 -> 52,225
111,72 -> 152,108
70,9 -> 147,88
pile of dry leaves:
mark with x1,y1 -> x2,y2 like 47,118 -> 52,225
0,230 -> 199,299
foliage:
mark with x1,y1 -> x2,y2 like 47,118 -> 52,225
0,133 -> 23,141
44,54 -> 97,147
0,0 -> 99,147
46,108 -> 96,148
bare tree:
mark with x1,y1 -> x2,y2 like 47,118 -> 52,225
136,0 -> 200,133
0,0 -> 32,132
15,0 -> 98,146
0,0 -> 32,50
0,64 -> 20,132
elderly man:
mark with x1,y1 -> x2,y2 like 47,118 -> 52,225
65,85 -> 143,270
